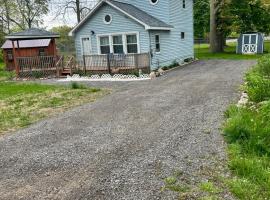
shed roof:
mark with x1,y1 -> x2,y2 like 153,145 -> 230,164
1,39 -> 51,49
5,28 -> 60,40
69,0 -> 173,36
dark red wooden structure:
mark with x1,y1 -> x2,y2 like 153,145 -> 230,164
1,28 -> 60,76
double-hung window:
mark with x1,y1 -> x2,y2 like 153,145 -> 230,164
98,33 -> 138,54
155,35 -> 160,53
100,36 -> 110,54
113,35 -> 124,54
126,34 -> 138,53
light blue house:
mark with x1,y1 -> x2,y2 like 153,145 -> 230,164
69,0 -> 194,71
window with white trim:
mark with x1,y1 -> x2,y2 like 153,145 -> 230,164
149,0 -> 159,5
126,34 -> 138,53
155,35 -> 160,53
113,35 -> 124,54
104,14 -> 112,24
183,0 -> 186,8
100,36 -> 110,54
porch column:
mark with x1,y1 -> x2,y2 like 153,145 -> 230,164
12,40 -> 19,77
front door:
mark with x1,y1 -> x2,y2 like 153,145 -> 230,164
82,37 -> 91,55
242,34 -> 258,54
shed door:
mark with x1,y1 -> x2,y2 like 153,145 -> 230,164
242,34 -> 258,54
82,37 -> 91,55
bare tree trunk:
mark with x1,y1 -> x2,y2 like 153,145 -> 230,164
76,0 -> 81,23
210,0 -> 224,53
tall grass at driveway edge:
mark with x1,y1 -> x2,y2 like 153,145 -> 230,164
223,54 -> 270,199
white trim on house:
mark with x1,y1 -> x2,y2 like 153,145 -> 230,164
68,0 -> 172,36
149,0 -> 159,5
103,14 -> 112,24
96,31 -> 140,55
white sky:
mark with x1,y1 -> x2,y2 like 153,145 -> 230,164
43,0 -> 98,30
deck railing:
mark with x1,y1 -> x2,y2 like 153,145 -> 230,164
17,55 -> 59,78
76,53 -> 151,74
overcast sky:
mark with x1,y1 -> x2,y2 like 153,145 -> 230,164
43,0 -> 98,30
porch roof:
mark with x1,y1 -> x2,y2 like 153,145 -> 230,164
1,39 -> 51,49
69,0 -> 173,36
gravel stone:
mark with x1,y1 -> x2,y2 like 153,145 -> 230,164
0,60 -> 256,200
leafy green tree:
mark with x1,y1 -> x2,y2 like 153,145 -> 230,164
194,0 -> 210,38
230,0 -> 270,34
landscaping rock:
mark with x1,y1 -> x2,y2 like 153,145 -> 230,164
150,72 -> 156,79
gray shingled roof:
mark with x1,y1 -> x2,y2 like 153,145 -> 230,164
5,28 -> 60,39
108,0 -> 173,29
69,0 -> 173,35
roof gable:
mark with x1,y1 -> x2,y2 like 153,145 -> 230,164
69,0 -> 173,36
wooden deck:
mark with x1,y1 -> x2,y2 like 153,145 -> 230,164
15,53 -> 151,78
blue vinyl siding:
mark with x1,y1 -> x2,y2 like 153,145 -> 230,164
74,4 -> 150,60
73,0 -> 194,70
150,0 -> 194,68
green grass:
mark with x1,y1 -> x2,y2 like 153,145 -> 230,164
0,81 -> 107,135
195,41 -> 270,60
223,55 -> 270,199
0,62 -> 15,81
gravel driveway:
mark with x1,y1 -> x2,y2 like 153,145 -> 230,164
0,60 -> 256,200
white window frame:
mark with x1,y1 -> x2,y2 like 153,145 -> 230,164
155,34 -> 160,53
103,14 -> 112,25
97,32 -> 140,55
80,36 -> 92,56
149,0 -> 159,5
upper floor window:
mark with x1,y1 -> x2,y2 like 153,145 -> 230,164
183,0 -> 186,8
155,35 -> 160,53
104,14 -> 112,24
149,0 -> 159,5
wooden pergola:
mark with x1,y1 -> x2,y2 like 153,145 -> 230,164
4,28 -> 60,77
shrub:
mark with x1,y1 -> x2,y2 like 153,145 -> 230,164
257,54 -> 270,77
70,82 -> 87,89
0,50 -> 3,63
244,70 -> 270,102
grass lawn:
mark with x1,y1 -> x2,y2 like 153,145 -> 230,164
0,62 -> 107,135
195,41 -> 270,60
